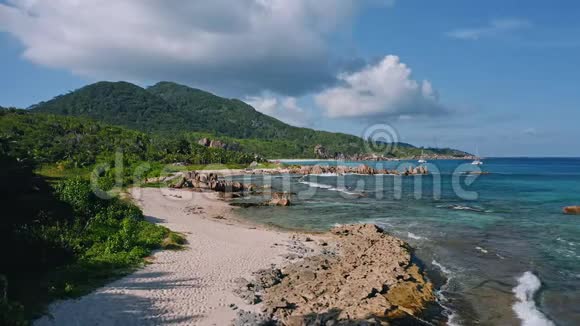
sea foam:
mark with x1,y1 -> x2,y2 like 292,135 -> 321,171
298,181 -> 333,189
431,260 -> 460,325
299,180 -> 362,195
328,187 -> 360,195
512,272 -> 555,326
308,173 -> 338,177
407,232 -> 425,240
432,259 -> 452,276
475,246 -> 489,254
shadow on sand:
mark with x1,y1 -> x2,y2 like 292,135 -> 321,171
39,271 -> 205,325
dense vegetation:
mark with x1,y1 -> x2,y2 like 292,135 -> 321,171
31,81 -> 365,156
0,154 -> 185,324
31,81 -> 469,158
0,109 -> 259,181
148,82 -> 367,154
0,109 -> 260,324
30,82 -> 176,133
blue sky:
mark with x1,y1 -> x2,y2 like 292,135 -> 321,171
1,0 -> 579,156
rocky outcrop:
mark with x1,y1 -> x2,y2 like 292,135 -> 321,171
287,164 -> 428,176
311,165 -> 324,175
269,192 -> 292,206
308,151 -> 473,161
198,138 -> 211,147
356,164 -> 375,174
236,224 -> 436,325
231,192 -> 294,208
197,137 -> 239,151
314,145 -> 329,159
169,171 -> 256,193
563,206 -> 580,215
403,165 -> 428,176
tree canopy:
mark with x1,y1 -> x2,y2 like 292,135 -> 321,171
30,81 -> 469,158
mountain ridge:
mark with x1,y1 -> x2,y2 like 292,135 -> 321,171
29,81 -> 470,158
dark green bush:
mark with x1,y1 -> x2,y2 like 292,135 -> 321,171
0,173 -> 182,322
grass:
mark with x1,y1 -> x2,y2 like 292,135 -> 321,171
161,231 -> 187,250
35,164 -> 91,182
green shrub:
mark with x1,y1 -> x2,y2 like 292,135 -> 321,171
0,301 -> 26,326
0,176 -> 184,321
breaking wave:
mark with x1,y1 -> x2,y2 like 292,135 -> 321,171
328,187 -> 360,195
407,232 -> 426,240
512,271 -> 555,326
431,260 -> 460,325
298,181 -> 333,189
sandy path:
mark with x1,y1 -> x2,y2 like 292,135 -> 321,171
35,188 -> 292,326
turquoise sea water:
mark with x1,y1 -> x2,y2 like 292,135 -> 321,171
230,158 -> 580,325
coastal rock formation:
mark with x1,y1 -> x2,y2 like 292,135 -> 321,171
331,152 -> 473,162
403,165 -> 428,176
269,192 -> 292,206
356,164 -> 375,174
311,165 -> 324,175
169,171 -> 256,193
253,224 -> 436,325
231,192 -> 294,208
563,206 -> 580,215
335,165 -> 349,175
287,164 -> 428,176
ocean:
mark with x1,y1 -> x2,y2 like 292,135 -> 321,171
229,158 -> 580,325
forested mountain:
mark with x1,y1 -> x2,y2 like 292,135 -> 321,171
147,82 -> 363,147
30,82 -> 178,133
0,109 -> 257,169
29,81 -> 469,158
31,81 -> 366,156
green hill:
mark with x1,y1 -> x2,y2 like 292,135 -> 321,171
29,81 -> 469,158
30,81 -> 179,133
0,109 -> 257,169
147,82 -> 362,145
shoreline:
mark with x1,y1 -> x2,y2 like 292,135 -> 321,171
35,188 -> 302,325
35,187 -> 442,325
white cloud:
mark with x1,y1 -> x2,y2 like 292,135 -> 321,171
447,18 -> 532,40
0,0 -> 389,95
314,55 -> 446,119
244,94 -> 311,127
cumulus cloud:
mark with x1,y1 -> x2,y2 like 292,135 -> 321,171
244,94 -> 311,127
447,18 -> 532,40
0,0 -> 388,95
314,55 -> 446,119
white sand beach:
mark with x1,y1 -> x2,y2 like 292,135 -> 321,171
35,188 -> 295,326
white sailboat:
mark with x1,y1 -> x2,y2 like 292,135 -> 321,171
471,146 -> 483,165
418,150 -> 427,164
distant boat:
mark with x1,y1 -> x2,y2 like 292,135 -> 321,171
471,159 -> 483,165
471,146 -> 483,165
418,150 -> 427,164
